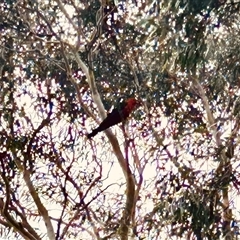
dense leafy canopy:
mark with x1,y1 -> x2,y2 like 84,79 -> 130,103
0,0 -> 240,239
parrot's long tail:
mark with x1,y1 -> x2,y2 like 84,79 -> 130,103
87,129 -> 99,139
87,110 -> 122,139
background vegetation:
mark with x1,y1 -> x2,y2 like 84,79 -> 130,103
0,0 -> 240,239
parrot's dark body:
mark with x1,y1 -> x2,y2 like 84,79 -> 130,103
87,98 -> 139,139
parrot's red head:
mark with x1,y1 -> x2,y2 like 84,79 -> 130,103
126,98 -> 139,107
123,98 -> 140,117
126,98 -> 140,108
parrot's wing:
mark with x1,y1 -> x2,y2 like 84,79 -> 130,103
107,100 -> 126,114
118,100 -> 127,111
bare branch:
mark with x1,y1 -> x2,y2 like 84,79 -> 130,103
190,76 -> 221,147
23,169 -> 55,240
0,180 -> 40,240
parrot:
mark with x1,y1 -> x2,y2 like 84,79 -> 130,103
87,98 -> 140,139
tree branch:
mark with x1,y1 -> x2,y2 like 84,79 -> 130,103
23,169 -> 55,240
74,6 -> 136,238
0,178 -> 40,240
190,76 -> 221,146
